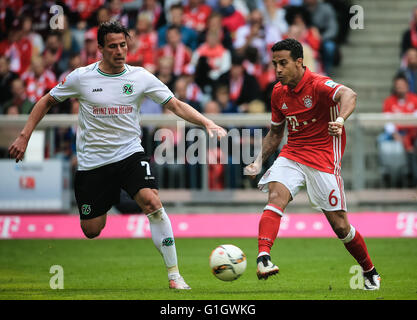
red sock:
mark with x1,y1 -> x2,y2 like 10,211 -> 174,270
343,229 -> 374,272
258,204 -> 283,255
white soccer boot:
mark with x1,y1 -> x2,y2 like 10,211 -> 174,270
257,255 -> 279,280
169,275 -> 191,290
363,267 -> 381,290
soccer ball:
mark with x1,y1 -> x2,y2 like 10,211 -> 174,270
209,244 -> 247,281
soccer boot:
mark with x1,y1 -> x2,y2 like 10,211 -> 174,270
363,267 -> 381,290
169,275 -> 191,290
257,255 -> 279,280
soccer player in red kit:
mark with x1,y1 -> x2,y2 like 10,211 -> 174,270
244,39 -> 380,290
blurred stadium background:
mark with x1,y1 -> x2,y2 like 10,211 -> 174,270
0,0 -> 416,236
1,0 -> 417,302
0,0 -> 417,218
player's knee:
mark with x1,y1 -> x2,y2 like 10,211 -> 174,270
82,227 -> 102,239
141,196 -> 162,213
83,230 -> 101,239
268,192 -> 288,210
333,225 -> 350,239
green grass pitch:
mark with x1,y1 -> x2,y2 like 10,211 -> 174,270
0,238 -> 416,300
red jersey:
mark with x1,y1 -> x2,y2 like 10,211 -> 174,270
222,10 -> 246,35
22,69 -> 57,103
1,37 -> 32,75
136,32 -> 158,71
66,0 -> 105,20
271,67 -> 345,174
183,4 -> 212,32
383,93 -> 417,152
383,93 -> 417,114
158,43 -> 192,76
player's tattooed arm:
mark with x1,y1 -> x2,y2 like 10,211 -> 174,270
244,122 -> 285,177
8,93 -> 58,162
260,123 -> 285,164
328,86 -> 357,137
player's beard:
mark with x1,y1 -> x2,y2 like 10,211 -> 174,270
277,76 -> 286,85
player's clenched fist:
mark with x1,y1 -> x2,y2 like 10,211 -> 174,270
244,162 -> 262,179
8,134 -> 29,163
328,117 -> 344,137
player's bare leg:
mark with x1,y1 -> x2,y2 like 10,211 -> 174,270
323,210 -> 381,290
134,188 -> 190,289
80,214 -> 107,239
257,182 -> 291,280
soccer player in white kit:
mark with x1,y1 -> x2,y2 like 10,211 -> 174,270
8,21 -> 227,290
244,39 -> 381,290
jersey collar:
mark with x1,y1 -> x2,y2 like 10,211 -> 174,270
96,63 -> 128,77
291,67 -> 311,93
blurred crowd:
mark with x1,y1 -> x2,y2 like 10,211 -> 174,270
0,0 -> 352,116
0,0 -> 353,189
379,6 -> 417,188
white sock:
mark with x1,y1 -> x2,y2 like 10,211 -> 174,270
146,207 -> 179,275
258,252 -> 270,258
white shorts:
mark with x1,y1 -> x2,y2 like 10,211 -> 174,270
258,157 -> 347,212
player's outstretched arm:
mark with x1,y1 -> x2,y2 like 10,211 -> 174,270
244,122 -> 285,178
164,97 -> 227,138
8,93 -> 58,162
328,86 -> 357,137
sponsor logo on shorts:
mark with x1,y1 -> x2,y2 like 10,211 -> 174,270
81,204 -> 91,215
162,237 -> 174,246
263,169 -> 271,179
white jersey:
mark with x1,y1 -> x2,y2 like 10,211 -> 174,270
50,62 -> 173,171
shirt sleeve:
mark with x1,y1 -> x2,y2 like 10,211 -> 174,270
271,87 -> 285,126
382,97 -> 392,113
143,70 -> 174,105
49,68 -> 80,102
315,78 -> 344,104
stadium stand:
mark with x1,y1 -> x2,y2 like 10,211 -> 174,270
332,0 -> 415,113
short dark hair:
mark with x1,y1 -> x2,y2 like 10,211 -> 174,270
167,25 -> 181,34
393,72 -> 408,83
170,3 -> 183,11
46,31 -> 62,41
271,38 -> 304,61
97,21 -> 130,47
285,6 -> 312,27
231,54 -> 245,66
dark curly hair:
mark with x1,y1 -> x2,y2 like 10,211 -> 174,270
271,38 -> 304,61
97,20 -> 130,47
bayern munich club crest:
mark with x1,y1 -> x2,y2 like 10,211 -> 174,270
303,95 -> 313,108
